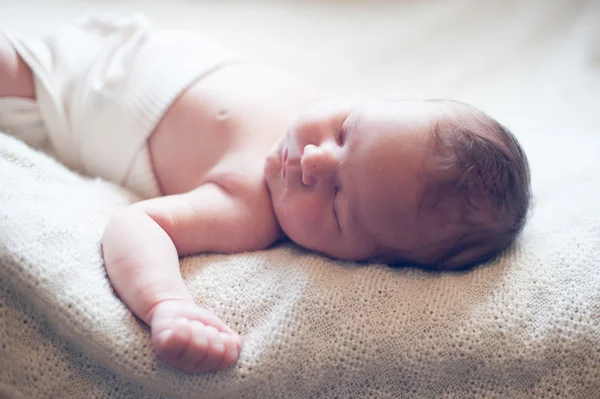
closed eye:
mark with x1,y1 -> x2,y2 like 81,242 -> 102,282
333,187 -> 342,231
338,128 -> 346,146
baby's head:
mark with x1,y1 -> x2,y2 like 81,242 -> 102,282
264,98 -> 531,269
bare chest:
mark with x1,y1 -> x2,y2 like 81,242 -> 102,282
147,64 -> 320,196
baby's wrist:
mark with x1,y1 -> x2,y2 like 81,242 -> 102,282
145,297 -> 195,324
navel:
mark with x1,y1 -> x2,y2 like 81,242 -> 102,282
216,109 -> 229,120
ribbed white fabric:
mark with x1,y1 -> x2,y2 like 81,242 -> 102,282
0,13 -> 237,198
122,144 -> 162,199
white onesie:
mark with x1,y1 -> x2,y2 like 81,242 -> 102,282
0,13 -> 237,198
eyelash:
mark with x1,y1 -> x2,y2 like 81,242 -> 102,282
338,129 -> 345,145
333,187 -> 342,230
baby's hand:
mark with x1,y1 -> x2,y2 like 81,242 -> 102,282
149,299 -> 242,373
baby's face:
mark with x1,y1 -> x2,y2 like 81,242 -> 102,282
264,99 -> 436,261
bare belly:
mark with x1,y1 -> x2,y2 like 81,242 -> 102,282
148,63 -> 321,195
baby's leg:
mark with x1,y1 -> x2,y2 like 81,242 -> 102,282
0,34 -> 35,99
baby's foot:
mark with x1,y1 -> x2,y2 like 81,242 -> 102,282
149,299 -> 242,373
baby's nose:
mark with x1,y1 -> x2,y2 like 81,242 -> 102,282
300,144 -> 338,186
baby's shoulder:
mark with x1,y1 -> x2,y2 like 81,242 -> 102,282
208,167 -> 280,233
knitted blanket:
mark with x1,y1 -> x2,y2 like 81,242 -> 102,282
2,0 -> 600,396
1,125 -> 599,398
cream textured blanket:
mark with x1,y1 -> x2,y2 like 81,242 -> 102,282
1,131 -> 600,398
1,0 -> 600,398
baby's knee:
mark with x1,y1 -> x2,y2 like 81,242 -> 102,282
0,34 -> 35,99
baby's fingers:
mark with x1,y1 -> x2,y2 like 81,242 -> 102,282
192,326 -> 240,372
152,317 -> 192,361
215,333 -> 242,370
192,308 -> 237,335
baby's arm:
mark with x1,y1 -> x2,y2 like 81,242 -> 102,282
102,183 -> 270,373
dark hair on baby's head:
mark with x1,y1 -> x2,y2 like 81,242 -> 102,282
414,99 -> 531,269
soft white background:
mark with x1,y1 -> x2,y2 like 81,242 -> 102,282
1,0 -> 598,188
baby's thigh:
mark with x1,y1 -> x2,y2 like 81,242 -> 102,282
0,34 -> 34,99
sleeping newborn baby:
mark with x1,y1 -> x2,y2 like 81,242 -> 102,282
0,14 -> 531,373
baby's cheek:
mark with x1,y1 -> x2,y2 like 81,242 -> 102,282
300,198 -> 327,225
283,203 -> 324,240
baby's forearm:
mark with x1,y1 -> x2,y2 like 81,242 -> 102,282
102,206 -> 193,325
